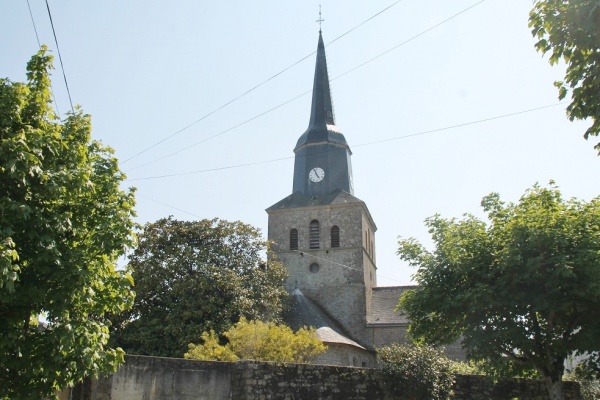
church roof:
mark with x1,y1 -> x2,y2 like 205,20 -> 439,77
294,31 -> 348,151
286,289 -> 366,350
266,189 -> 363,211
366,286 -> 416,326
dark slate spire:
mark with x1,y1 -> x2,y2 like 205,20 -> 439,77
294,32 -> 347,150
309,32 -> 335,128
291,32 -> 354,196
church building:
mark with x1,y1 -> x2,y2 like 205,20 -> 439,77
266,30 -> 417,367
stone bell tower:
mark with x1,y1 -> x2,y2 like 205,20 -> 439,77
267,31 -> 377,347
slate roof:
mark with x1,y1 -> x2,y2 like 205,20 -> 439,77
366,286 -> 416,326
286,289 -> 365,349
294,31 -> 348,151
266,189 -> 364,211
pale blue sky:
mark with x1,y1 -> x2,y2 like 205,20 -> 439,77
2,1 -> 598,285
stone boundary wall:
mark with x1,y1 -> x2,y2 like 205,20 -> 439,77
230,361 -> 387,400
64,355 -> 582,400
234,363 -> 581,400
452,375 -> 581,400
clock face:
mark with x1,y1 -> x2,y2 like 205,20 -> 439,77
309,167 -> 325,183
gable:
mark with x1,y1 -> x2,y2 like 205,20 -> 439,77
367,286 -> 416,326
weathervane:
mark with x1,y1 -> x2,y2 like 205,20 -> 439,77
316,5 -> 324,32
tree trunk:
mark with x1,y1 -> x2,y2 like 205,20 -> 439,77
544,375 -> 565,400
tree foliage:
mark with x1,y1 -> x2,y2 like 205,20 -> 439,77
565,363 -> 600,400
0,47 -> 136,399
377,344 -> 454,400
185,317 -> 326,363
529,0 -> 600,152
397,182 -> 600,400
110,217 -> 288,358
578,352 -> 600,380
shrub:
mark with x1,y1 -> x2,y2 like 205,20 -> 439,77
185,317 -> 326,363
378,344 -> 454,400
565,363 -> 600,400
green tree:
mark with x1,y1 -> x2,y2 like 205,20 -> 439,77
0,47 -> 136,399
377,344 -> 454,400
529,0 -> 600,152
397,183 -> 600,400
185,317 -> 326,363
565,363 -> 600,400
110,217 -> 288,358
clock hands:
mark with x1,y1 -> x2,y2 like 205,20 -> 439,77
309,167 -> 325,183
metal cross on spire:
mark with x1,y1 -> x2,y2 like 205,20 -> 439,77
316,5 -> 324,32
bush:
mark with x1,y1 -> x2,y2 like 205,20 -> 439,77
185,317 -> 326,363
565,363 -> 600,400
377,344 -> 454,400
448,360 -> 481,375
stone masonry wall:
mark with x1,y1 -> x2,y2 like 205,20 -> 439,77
268,203 -> 374,346
452,374 -> 582,400
72,356 -> 232,400
367,325 -> 411,349
235,362 -> 582,400
231,361 -> 388,400
63,356 -> 583,400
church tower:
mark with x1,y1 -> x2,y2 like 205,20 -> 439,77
292,32 -> 354,197
267,31 -> 377,349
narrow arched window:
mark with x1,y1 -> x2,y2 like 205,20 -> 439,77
290,229 -> 298,250
309,220 -> 320,249
331,225 -> 340,248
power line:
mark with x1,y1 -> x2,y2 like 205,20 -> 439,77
121,0 -> 404,165
133,193 -> 410,285
125,91 -> 310,172
44,0 -> 74,114
336,0 -> 487,81
292,250 -> 367,275
126,102 -> 564,182
128,155 -> 293,181
293,250 -> 406,285
137,194 -> 204,219
125,0 -> 487,173
26,0 -> 42,46
122,54 -> 314,165
328,0 -> 404,46
27,0 -> 61,116
352,103 -> 562,148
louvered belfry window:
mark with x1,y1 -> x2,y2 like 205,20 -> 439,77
309,220 -> 320,249
290,229 -> 298,250
331,225 -> 340,248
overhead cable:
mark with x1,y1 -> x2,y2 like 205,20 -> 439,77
129,194 -> 409,285
292,250 -> 406,284
44,0 -> 74,113
27,0 -> 61,116
336,0 -> 487,81
137,194 -> 204,219
327,0 -> 404,46
26,0 -> 42,46
126,103 -> 564,182
125,0 -> 488,173
121,0 -> 404,164
125,91 -> 310,172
